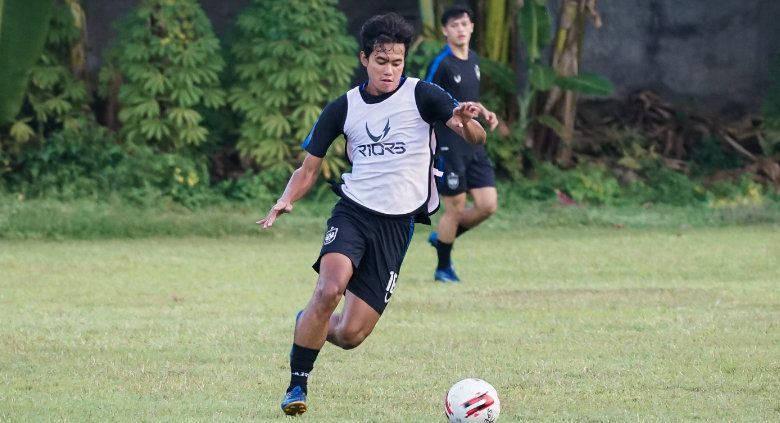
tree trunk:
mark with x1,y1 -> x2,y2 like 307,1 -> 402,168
65,0 -> 88,81
419,0 -> 436,37
536,0 -> 602,166
484,0 -> 508,62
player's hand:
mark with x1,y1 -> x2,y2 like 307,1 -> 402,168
483,110 -> 499,131
450,102 -> 481,128
256,199 -> 293,229
473,103 -> 498,131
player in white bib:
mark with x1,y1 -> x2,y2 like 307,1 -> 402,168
256,13 -> 492,416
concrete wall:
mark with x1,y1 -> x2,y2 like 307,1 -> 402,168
579,0 -> 780,115
82,0 -> 780,115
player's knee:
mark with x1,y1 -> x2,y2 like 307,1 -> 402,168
336,329 -> 368,350
312,282 -> 343,312
445,201 -> 466,219
472,198 -> 497,220
481,201 -> 498,217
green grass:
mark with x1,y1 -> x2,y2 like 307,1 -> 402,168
1,224 -> 778,421
1,194 -> 780,240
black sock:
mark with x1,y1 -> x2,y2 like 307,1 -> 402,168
288,343 -> 320,394
436,240 -> 453,270
456,225 -> 471,238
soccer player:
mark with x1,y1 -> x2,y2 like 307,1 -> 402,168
256,13 -> 491,416
425,6 -> 500,283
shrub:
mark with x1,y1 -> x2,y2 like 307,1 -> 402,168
228,0 -> 356,177
705,175 -> 765,208
112,0 -> 225,152
486,122 -> 525,181
217,170 -> 288,204
406,39 -> 443,79
4,120 -> 224,208
690,137 -> 744,177
506,161 -> 620,204
7,125 -> 122,200
627,161 -> 706,206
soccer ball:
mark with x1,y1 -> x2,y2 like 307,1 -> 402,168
444,378 -> 501,423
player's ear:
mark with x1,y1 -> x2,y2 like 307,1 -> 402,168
360,51 -> 369,67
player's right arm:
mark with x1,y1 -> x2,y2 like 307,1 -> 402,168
257,154 -> 322,229
257,94 -> 347,229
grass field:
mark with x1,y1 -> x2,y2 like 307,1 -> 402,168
1,223 -> 779,421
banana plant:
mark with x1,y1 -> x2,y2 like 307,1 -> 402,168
418,0 -> 437,38
0,0 -> 54,124
483,0 -> 510,64
517,0 -> 613,163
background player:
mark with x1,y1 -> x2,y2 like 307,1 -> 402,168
425,5 -> 500,283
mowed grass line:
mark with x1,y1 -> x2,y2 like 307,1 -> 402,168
0,226 -> 778,422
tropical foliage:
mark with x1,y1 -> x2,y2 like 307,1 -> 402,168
229,0 -> 356,178
0,0 -> 53,124
0,1 -> 776,209
519,0 -> 613,164
111,0 -> 225,152
1,0 -> 88,176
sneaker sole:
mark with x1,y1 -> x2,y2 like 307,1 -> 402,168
435,276 -> 461,283
282,401 -> 307,416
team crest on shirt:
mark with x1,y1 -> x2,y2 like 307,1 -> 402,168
475,64 -> 480,80
447,172 -> 460,189
453,74 -> 462,84
323,226 -> 338,245
365,118 -> 391,142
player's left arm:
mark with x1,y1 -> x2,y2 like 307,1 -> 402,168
446,102 -> 486,145
416,81 -> 488,145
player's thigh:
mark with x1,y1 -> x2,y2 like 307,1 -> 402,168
311,201 -> 369,302
345,215 -> 412,316
316,252 -> 354,296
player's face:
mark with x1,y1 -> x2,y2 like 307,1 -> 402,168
360,42 -> 406,96
442,14 -> 474,47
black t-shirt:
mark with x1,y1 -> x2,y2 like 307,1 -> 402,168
425,46 -> 480,102
425,46 -> 483,152
302,77 -> 456,158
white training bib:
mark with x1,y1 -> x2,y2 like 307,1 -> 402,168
341,78 -> 439,216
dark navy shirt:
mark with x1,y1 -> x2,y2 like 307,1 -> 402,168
425,46 -> 483,152
425,45 -> 481,102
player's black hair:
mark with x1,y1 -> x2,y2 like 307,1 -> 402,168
359,12 -> 414,58
440,5 -> 474,26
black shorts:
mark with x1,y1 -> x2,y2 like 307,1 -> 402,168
312,199 -> 415,315
434,144 -> 496,196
